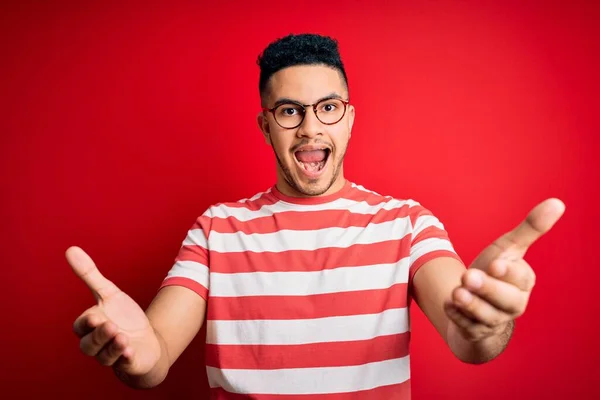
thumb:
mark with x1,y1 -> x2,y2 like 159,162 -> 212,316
503,198 -> 566,254
66,246 -> 119,301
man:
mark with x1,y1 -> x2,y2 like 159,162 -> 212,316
67,34 -> 565,398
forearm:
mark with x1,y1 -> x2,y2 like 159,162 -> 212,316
447,320 -> 514,364
113,286 -> 206,389
113,329 -> 170,389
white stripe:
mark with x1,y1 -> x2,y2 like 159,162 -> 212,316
182,229 -> 208,248
207,219 -> 411,253
206,307 -> 409,345
410,237 -> 456,265
164,260 -> 209,288
235,188 -> 271,204
250,188 -> 271,201
207,356 -> 410,394
208,197 -> 420,222
413,214 -> 445,236
351,182 -> 388,198
209,259 -> 410,297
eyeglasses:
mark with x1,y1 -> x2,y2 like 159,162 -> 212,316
263,98 -> 350,129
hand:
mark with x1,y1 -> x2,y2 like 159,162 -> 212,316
444,198 -> 566,341
67,246 -> 161,376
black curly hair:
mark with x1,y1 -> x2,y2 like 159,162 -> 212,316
257,33 -> 349,101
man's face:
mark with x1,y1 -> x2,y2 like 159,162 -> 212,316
258,65 -> 355,197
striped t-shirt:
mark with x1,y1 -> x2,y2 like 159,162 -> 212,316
160,180 -> 462,399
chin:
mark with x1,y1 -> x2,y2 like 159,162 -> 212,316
273,142 -> 344,197
294,178 -> 334,196
290,163 -> 341,197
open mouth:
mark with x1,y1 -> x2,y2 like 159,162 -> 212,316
294,148 -> 331,174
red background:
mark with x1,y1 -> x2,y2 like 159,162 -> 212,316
1,1 -> 598,399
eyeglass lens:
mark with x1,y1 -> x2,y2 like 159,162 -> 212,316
274,99 -> 346,128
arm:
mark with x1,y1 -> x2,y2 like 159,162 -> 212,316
68,213 -> 210,389
114,286 -> 207,388
411,198 -> 564,364
122,212 -> 213,387
412,258 -> 513,364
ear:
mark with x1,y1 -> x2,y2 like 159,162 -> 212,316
348,104 -> 355,138
257,112 -> 272,145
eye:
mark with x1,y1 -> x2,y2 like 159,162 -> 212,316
276,104 -> 303,118
322,103 -> 337,112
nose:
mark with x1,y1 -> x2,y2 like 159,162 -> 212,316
296,107 -> 323,139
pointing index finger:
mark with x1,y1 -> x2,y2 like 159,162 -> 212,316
501,198 -> 565,253
66,246 -> 119,301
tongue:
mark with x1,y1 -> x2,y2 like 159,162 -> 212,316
295,150 -> 327,163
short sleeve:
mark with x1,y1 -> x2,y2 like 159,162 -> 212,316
159,212 -> 212,301
407,202 -> 464,286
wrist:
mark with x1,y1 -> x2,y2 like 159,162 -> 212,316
113,328 -> 168,389
447,320 -> 514,364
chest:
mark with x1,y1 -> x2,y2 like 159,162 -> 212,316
205,211 -> 413,323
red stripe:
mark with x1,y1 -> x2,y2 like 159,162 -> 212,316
209,380 -> 411,399
344,185 -> 396,206
203,190 -> 423,235
193,215 -> 212,234
159,276 -> 208,300
189,217 -> 211,238
207,204 -> 415,235
207,237 -> 411,273
207,283 -> 408,320
412,225 -> 450,245
176,244 -> 208,264
407,205 -> 430,227
206,332 -> 410,370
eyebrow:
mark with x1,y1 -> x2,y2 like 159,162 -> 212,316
273,93 -> 343,108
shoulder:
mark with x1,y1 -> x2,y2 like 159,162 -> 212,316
194,186 -> 277,226
346,182 -> 429,221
